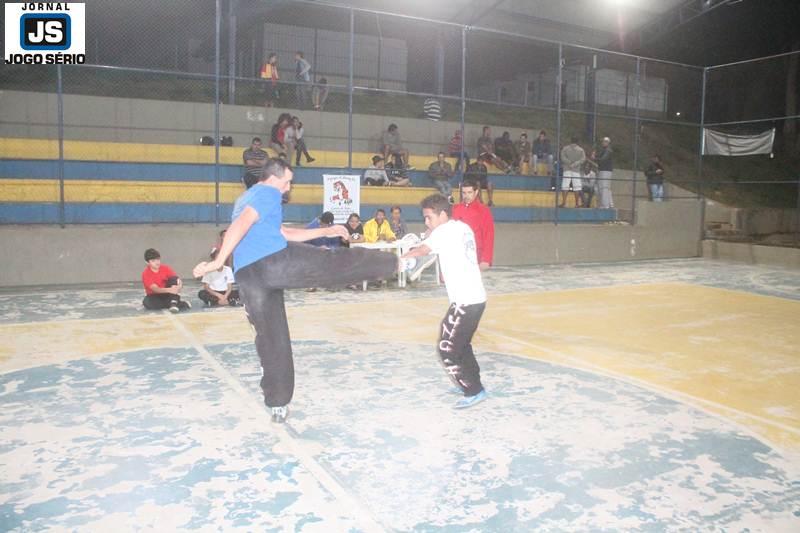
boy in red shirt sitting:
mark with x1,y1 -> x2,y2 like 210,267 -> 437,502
141,248 -> 191,313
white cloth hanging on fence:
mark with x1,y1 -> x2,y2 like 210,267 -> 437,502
703,128 -> 775,156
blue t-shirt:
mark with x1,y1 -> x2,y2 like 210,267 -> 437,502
305,218 -> 341,248
231,185 -> 288,272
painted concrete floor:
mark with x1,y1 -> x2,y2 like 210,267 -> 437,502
1,258 -> 799,531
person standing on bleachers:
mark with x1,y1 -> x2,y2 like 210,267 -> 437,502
294,51 -> 311,108
447,130 -> 470,172
260,53 -> 280,108
560,136 -> 586,208
595,136 -> 615,209
645,154 -> 665,202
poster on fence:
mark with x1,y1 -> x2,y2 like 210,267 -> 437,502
323,174 -> 361,223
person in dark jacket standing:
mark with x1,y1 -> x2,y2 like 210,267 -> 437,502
645,154 -> 665,202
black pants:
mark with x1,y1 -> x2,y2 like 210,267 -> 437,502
437,302 -> 485,397
142,276 -> 186,310
294,138 -> 313,165
142,293 -> 187,310
198,289 -> 240,306
235,243 -> 398,407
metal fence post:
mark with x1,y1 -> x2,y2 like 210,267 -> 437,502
697,67 -> 708,248
796,177 -> 800,246
698,67 -> 707,198
631,57 -> 641,224
348,8 -> 355,171
227,0 -> 236,105
555,43 -> 563,226
460,26 -> 467,182
214,0 -> 221,225
57,65 -> 65,228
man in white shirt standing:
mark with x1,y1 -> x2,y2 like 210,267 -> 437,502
198,249 -> 240,306
402,194 -> 488,409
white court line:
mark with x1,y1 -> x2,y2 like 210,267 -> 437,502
165,311 -> 386,533
402,301 -> 800,460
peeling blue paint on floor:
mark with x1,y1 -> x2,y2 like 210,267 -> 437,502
2,338 -> 798,531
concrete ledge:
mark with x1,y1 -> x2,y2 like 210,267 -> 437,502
702,240 -> 800,269
0,201 -> 703,286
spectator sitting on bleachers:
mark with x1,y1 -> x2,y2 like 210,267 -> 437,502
312,77 -> 329,111
560,136 -> 586,208
270,113 -> 291,156
447,130 -> 470,171
494,131 -> 515,168
285,116 -> 316,167
364,155 -> 389,186
363,209 -> 397,243
514,132 -> 532,174
242,137 -> 268,189
428,151 -> 455,201
382,123 -> 410,169
198,249 -> 240,307
306,211 -> 342,248
342,213 -> 365,244
532,130 -> 554,175
477,126 -> 511,175
464,159 -> 493,207
389,206 -> 408,238
384,159 -> 411,187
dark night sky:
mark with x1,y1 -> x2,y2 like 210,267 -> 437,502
630,0 -> 800,66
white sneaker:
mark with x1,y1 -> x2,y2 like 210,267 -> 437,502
270,405 -> 289,423
168,302 -> 179,313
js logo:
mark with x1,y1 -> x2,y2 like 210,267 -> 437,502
4,3 -> 85,64
21,14 -> 71,50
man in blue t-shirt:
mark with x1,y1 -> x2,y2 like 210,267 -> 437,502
193,158 -> 397,423
305,211 -> 341,248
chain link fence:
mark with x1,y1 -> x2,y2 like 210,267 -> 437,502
0,0 -> 797,241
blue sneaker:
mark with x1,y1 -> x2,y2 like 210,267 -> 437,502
453,389 -> 487,409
